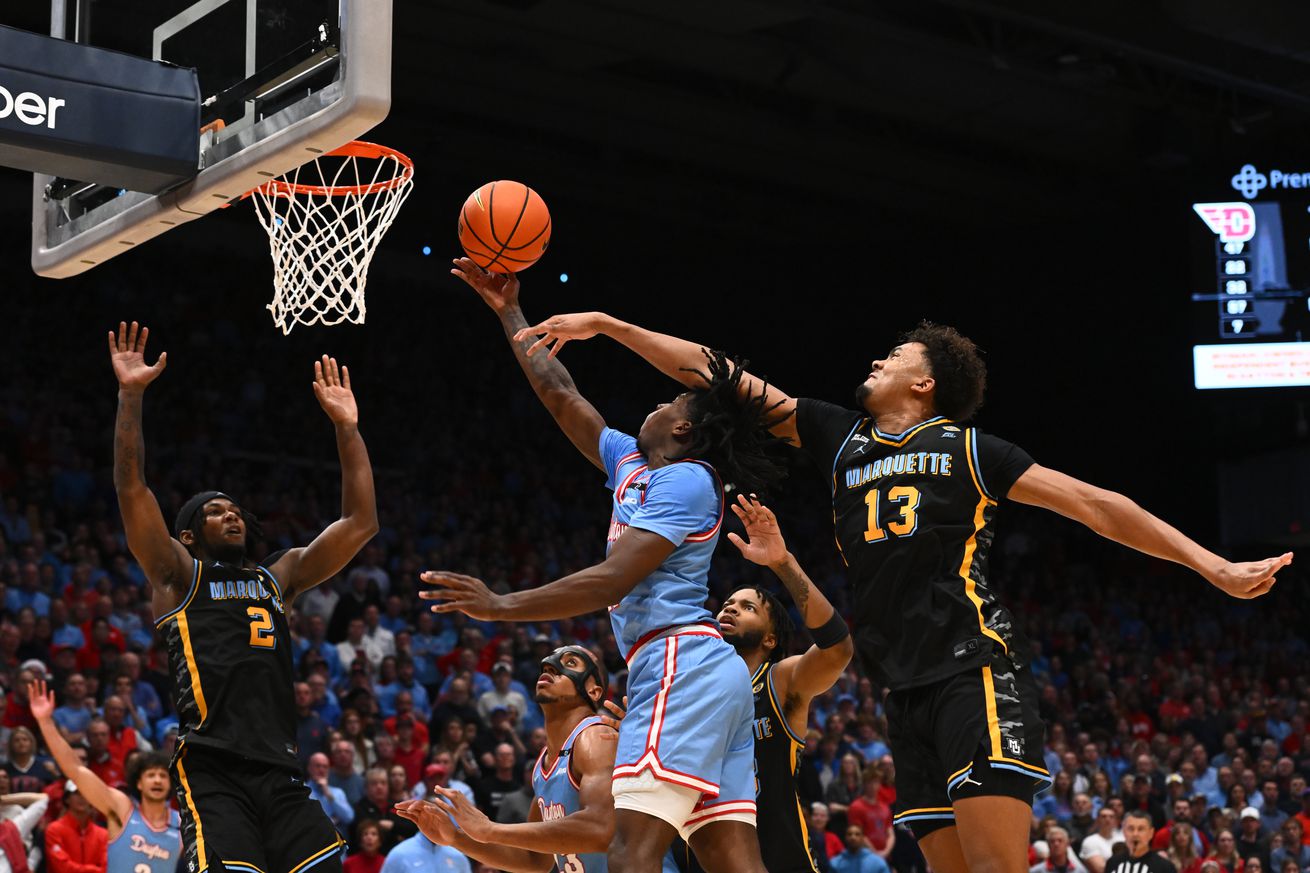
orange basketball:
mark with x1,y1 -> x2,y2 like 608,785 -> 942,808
457,180 -> 551,273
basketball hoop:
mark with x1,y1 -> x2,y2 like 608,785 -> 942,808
251,141 -> 414,334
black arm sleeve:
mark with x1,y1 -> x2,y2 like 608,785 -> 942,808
973,431 -> 1036,500
795,398 -> 865,478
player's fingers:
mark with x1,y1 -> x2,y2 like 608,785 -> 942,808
117,322 -> 127,351
139,326 -> 149,352
726,532 -> 747,553
547,337 -> 569,360
331,356 -> 341,385
526,335 -> 552,358
314,359 -> 324,384
155,351 -> 167,371
127,321 -> 139,351
341,365 -> 351,391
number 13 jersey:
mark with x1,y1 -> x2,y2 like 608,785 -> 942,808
796,399 -> 1036,691
154,559 -> 299,767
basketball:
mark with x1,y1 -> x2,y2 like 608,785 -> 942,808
458,180 -> 552,273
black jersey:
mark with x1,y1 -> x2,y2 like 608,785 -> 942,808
156,559 -> 299,768
752,661 -> 819,873
1105,854 -> 1178,873
670,662 -> 818,873
796,399 -> 1035,690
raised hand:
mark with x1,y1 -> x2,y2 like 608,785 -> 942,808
108,321 -> 167,391
419,571 -> 502,621
726,494 -> 788,568
312,355 -> 358,426
511,312 -> 607,359
1207,552 -> 1292,599
27,678 -> 54,722
432,786 -> 495,842
394,799 -> 457,845
451,257 -> 520,313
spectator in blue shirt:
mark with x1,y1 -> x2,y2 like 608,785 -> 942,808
6,564 -> 51,618
51,674 -> 93,743
377,657 -> 431,720
830,825 -> 891,873
48,601 -> 85,652
307,752 -> 354,830
296,615 -> 344,686
379,832 -> 470,873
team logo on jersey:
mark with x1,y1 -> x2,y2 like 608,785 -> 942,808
940,432 -> 957,439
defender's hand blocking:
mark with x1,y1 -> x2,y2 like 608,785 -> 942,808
393,799 -> 457,846
420,571 -> 503,621
312,355 -> 358,426
108,321 -> 167,391
452,257 -> 520,312
726,494 -> 788,568
512,312 -> 607,359
1207,552 -> 1292,600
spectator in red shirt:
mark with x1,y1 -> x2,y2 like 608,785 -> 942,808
847,767 -> 895,860
343,819 -> 385,873
98,697 -> 138,772
44,780 -> 107,873
391,717 -> 428,788
84,721 -> 123,790
1294,789 -> 1310,846
1,671 -> 38,732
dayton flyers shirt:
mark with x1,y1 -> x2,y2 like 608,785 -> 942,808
599,428 -> 723,657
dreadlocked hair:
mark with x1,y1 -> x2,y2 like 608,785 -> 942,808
731,584 -> 794,662
679,349 -> 791,496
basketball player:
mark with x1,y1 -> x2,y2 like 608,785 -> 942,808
393,645 -> 617,872
108,321 -> 379,873
670,494 -> 853,873
427,260 -> 786,873
507,311 -> 1292,873
29,677 -> 181,873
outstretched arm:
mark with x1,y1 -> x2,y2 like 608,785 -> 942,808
728,496 -> 852,720
452,259 -> 606,470
421,528 -> 676,621
271,356 -> 379,602
109,322 -> 192,593
394,798 -> 554,873
29,679 -> 131,833
1008,465 -> 1292,598
514,311 -> 799,445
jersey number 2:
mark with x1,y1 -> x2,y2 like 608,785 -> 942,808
863,486 -> 921,542
247,607 -> 275,648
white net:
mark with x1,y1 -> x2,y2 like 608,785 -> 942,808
252,142 -> 414,334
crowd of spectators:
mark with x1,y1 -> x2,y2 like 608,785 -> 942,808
2,275 -> 1307,873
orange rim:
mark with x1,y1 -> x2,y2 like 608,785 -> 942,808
257,140 -> 414,197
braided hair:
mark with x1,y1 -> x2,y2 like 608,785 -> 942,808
679,349 -> 790,496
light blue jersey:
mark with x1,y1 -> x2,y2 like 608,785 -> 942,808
108,802 -> 181,873
600,428 -> 723,657
599,429 -> 756,824
531,715 -> 608,873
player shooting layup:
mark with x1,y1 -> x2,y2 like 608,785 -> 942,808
423,261 -> 788,873
109,322 -> 379,873
507,311 -> 1292,873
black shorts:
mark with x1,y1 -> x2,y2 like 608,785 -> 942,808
174,744 -> 345,873
884,649 -> 1051,840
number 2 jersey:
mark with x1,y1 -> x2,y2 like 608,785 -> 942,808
796,399 -> 1035,691
155,559 -> 299,767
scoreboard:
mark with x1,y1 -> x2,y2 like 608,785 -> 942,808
1190,163 -> 1310,389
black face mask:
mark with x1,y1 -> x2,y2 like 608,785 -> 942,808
540,646 -> 607,711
